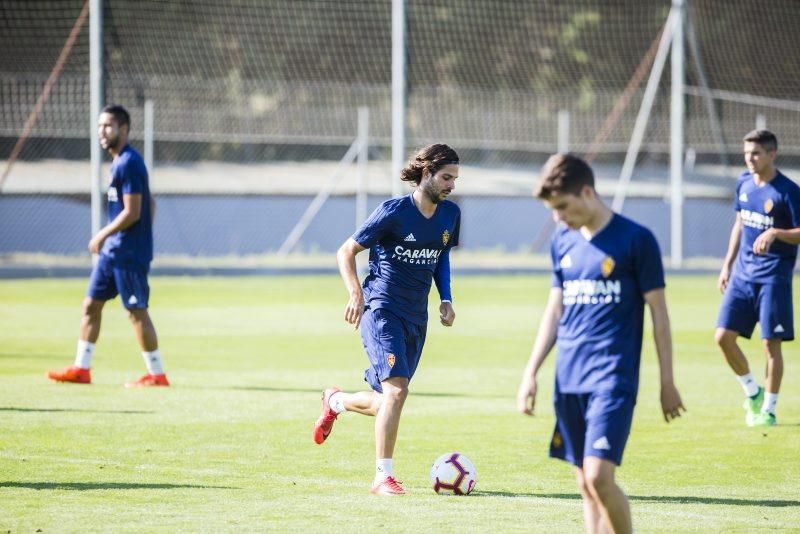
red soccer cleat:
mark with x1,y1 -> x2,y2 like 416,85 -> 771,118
46,365 -> 91,384
125,373 -> 170,388
370,476 -> 406,495
313,387 -> 341,444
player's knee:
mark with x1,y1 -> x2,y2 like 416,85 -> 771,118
714,328 -> 734,347
763,340 -> 783,360
127,308 -> 149,324
574,472 -> 592,498
82,298 -> 103,319
583,468 -> 614,499
382,383 -> 409,404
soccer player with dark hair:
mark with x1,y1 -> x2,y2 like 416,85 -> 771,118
715,129 -> 800,427
516,153 -> 684,533
47,104 -> 169,387
313,144 -> 461,495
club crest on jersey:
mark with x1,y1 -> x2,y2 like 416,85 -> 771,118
551,431 -> 563,449
387,354 -> 395,368
601,256 -> 615,278
764,199 -> 774,214
442,229 -> 450,246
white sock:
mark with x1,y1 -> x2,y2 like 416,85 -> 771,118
762,392 -> 778,415
74,340 -> 95,369
328,391 -> 347,414
375,458 -> 393,484
736,372 -> 760,397
142,349 -> 164,375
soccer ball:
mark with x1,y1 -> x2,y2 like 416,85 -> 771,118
429,452 -> 477,495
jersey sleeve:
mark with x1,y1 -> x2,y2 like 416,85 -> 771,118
352,203 -> 393,248
733,175 -> 745,212
633,227 -> 666,294
550,232 -> 563,288
786,183 -> 800,229
449,206 -> 460,248
120,156 -> 146,195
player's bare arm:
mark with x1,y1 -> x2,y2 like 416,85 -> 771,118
336,237 -> 366,328
753,226 -> 800,255
718,214 -> 742,292
644,288 -> 685,422
88,193 -> 143,254
517,287 -> 562,415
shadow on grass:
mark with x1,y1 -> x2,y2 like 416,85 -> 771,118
477,491 -> 800,507
0,352 -> 63,360
0,481 -> 237,491
229,385 -> 494,399
0,407 -> 154,414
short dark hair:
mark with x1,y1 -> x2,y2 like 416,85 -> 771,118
743,129 -> 777,152
102,104 -> 131,129
400,143 -> 460,185
534,153 -> 594,199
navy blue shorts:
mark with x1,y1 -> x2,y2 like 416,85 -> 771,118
87,254 -> 150,309
360,307 -> 427,393
717,278 -> 793,341
550,389 -> 635,467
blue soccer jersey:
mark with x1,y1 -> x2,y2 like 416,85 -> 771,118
733,171 -> 800,284
353,194 -> 461,325
550,214 -> 665,395
101,144 -> 153,265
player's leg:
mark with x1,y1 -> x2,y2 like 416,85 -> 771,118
574,467 -> 605,534
339,390 -> 382,415
314,307 -> 401,446
714,328 -> 750,376
47,256 -> 116,384
751,282 -> 792,426
715,280 -> 762,422
582,457 -> 631,534
374,375 -> 408,460
116,265 -> 168,387
371,375 -> 408,494
763,338 -> 784,396
581,391 -> 635,533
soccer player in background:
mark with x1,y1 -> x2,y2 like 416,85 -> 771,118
715,129 -> 800,427
313,144 -> 461,495
47,104 -> 169,388
516,154 -> 684,533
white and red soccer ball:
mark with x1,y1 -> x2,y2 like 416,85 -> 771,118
429,452 -> 477,495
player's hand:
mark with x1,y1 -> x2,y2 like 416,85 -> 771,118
717,266 -> 731,293
660,382 -> 686,423
439,301 -> 455,326
344,291 -> 365,329
516,375 -> 538,416
88,233 -> 106,254
753,228 -> 776,255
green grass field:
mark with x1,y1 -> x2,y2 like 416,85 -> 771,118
1,275 -> 799,532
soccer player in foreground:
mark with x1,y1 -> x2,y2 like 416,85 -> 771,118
715,130 -> 800,427
516,154 -> 684,533
47,104 -> 169,388
313,144 -> 461,495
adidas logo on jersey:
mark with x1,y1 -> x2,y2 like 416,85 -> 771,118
592,436 -> 611,451
404,233 -> 416,242
560,254 -> 572,268
739,192 -> 748,202
775,324 -> 785,334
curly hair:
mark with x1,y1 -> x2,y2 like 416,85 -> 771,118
400,144 -> 460,185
